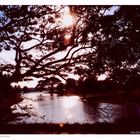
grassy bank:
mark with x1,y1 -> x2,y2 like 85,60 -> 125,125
0,121 -> 140,134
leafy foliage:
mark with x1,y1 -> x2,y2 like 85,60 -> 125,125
0,5 -> 140,89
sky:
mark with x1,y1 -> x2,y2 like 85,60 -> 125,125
0,6 -> 118,64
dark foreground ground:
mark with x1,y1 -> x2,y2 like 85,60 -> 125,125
1,120 -> 140,134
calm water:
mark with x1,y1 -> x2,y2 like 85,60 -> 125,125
10,91 -> 140,124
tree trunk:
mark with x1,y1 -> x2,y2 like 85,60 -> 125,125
0,75 -> 22,123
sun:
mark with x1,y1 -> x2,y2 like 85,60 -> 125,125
61,7 -> 74,27
62,14 -> 74,27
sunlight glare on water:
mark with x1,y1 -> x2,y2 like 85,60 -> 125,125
62,96 -> 79,109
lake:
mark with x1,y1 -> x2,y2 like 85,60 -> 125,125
10,91 -> 140,124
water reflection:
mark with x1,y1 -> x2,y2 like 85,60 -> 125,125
62,96 -> 79,109
81,101 -> 122,123
117,103 -> 140,124
9,92 -> 140,124
95,103 -> 122,123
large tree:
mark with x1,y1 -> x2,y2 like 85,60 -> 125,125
1,5 -> 140,93
97,6 -> 140,87
73,6 -> 140,88
0,6 -> 108,90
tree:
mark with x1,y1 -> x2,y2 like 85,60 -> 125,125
56,82 -> 65,94
36,77 -> 61,93
98,6 -> 140,86
65,78 -> 76,90
73,6 -> 140,88
0,6 -> 107,91
2,5 -> 140,94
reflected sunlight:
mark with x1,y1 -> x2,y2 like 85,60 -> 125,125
62,96 -> 79,109
65,34 -> 71,40
59,123 -> 64,128
64,34 -> 71,45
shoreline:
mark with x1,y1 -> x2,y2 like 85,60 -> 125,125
0,122 -> 140,134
